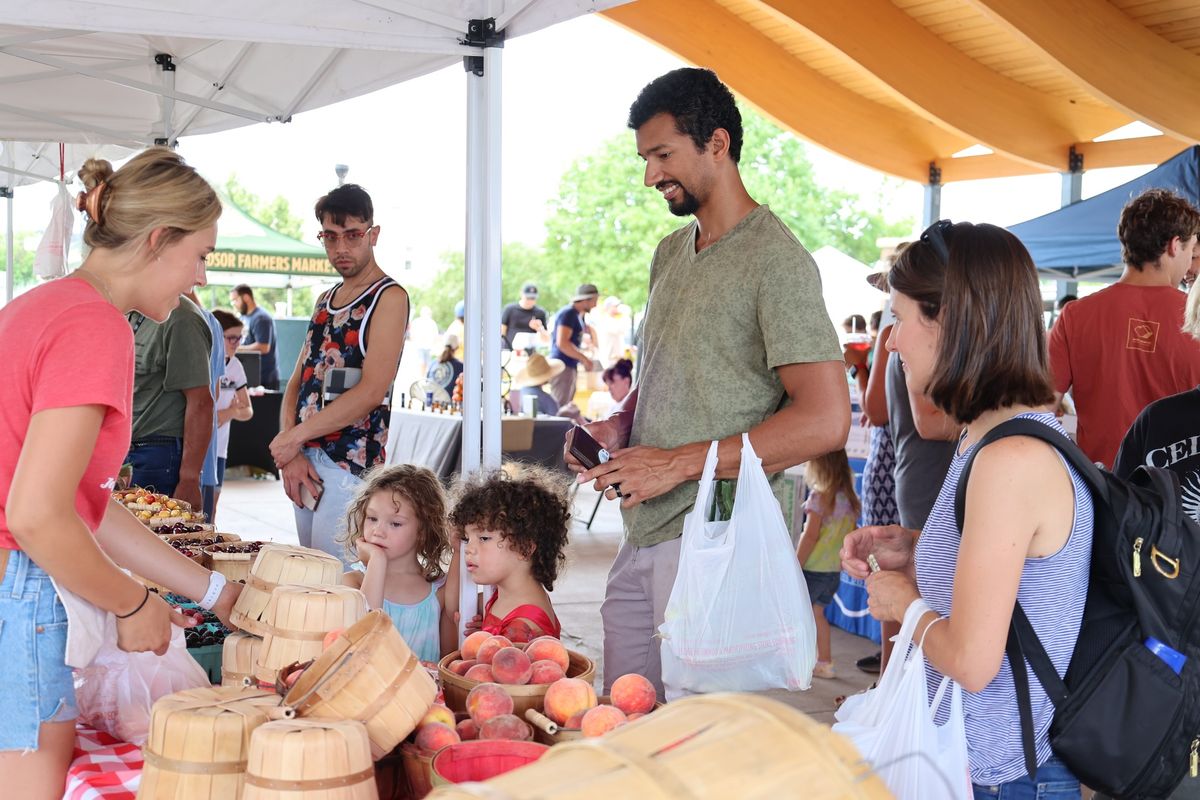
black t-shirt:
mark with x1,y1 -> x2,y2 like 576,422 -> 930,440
500,303 -> 548,349
1114,387 -> 1200,522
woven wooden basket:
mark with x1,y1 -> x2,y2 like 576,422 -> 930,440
425,693 -> 892,799
230,544 -> 344,636
524,696 -> 663,746
254,585 -> 367,684
437,649 -> 594,718
205,542 -> 265,583
222,632 -> 263,688
138,685 -> 280,800
282,609 -> 438,760
243,719 -> 377,800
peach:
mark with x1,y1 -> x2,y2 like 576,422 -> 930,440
563,710 -> 586,729
502,619 -> 535,644
610,673 -> 657,716
466,682 -> 514,724
419,703 -> 455,729
581,705 -> 627,738
528,660 -> 565,685
626,713 -> 646,721
414,722 -> 460,753
490,647 -> 533,685
461,631 -> 492,661
322,628 -> 344,650
449,659 -> 478,676
479,714 -> 532,742
456,718 -> 479,741
464,664 -> 495,682
282,667 -> 304,688
475,635 -> 513,665
542,677 -> 597,726
525,637 -> 569,672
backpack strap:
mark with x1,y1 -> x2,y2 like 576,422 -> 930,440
953,416 -> 1087,779
1135,464 -> 1185,559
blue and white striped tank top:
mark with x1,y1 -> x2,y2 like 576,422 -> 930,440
915,411 -> 1092,785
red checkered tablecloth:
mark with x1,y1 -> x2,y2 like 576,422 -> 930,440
64,725 -> 142,800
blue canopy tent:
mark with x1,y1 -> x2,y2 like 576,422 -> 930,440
1009,145 -> 1200,280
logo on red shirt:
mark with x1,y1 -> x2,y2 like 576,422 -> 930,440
1127,317 -> 1160,353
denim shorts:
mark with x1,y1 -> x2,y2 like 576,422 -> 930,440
803,569 -> 842,606
973,757 -> 1081,800
0,550 -> 77,751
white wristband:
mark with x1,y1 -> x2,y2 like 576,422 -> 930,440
199,571 -> 227,610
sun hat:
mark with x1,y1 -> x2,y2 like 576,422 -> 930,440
572,283 -> 600,302
512,354 -> 566,389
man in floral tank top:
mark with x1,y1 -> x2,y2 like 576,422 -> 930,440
271,185 -> 410,563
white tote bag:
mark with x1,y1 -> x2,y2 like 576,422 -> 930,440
832,598 -> 972,800
659,434 -> 816,700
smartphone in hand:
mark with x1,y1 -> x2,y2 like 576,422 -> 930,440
567,425 -> 623,496
299,481 -> 324,512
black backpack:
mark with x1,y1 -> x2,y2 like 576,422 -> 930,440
954,417 -> 1200,799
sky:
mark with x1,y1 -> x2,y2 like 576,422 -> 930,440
3,12 -> 1156,284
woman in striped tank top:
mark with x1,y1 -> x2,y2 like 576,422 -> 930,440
841,222 -> 1092,798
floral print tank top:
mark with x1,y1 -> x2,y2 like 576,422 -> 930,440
295,276 -> 399,475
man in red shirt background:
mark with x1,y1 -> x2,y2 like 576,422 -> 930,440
1049,188 -> 1200,468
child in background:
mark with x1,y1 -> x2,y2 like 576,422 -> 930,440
446,465 -> 571,642
798,449 -> 861,679
340,464 -> 454,662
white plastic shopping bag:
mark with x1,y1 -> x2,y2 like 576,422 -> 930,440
75,618 -> 210,745
832,598 -> 972,800
33,181 -> 73,280
659,434 -> 816,699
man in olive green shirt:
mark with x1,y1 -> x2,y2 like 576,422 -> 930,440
126,295 -> 214,510
570,68 -> 849,699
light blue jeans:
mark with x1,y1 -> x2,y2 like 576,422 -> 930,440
292,447 -> 363,567
0,550 -> 76,751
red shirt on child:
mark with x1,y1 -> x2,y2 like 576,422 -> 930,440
0,278 -> 134,549
482,591 -> 561,639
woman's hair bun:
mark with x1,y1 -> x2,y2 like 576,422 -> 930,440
77,158 -> 114,191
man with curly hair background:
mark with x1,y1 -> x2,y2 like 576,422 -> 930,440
570,68 -> 850,699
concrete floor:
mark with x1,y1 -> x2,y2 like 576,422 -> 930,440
216,468 -> 879,725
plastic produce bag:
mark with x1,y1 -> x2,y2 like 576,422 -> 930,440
832,598 -> 972,800
33,181 -> 73,280
659,434 -> 816,699
75,617 -> 209,745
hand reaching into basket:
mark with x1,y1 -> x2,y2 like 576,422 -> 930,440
209,580 -> 244,631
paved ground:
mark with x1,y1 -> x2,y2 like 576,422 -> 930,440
216,467 -> 879,724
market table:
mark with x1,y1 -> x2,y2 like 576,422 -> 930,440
385,408 -> 573,480
66,724 -> 142,800
226,390 -> 283,477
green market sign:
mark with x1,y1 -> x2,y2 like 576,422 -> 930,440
208,249 -> 337,276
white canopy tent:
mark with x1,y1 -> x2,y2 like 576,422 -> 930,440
0,0 -> 630,629
811,245 -> 887,331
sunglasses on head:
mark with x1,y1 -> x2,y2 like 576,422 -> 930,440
921,219 -> 954,265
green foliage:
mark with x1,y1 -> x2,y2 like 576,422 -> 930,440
419,106 -> 913,318
0,234 -> 38,289
198,283 -> 317,319
224,174 -> 305,240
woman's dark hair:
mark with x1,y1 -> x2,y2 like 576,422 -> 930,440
602,358 -> 633,386
1118,188 -> 1200,269
315,183 -> 374,227
449,465 -> 571,591
211,309 -> 242,331
869,310 -> 883,333
888,221 -> 1054,424
628,68 -> 743,163
843,314 -> 867,333
438,345 -> 455,364
339,464 -> 450,581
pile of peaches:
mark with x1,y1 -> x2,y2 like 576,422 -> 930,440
445,631 -> 571,685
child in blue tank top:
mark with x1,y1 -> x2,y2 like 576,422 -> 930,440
339,464 -> 453,664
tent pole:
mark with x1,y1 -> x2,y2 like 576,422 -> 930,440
462,57 -> 485,476
922,162 -> 942,227
3,187 -> 12,304
1056,146 -> 1084,306
156,54 -> 176,146
481,43 -> 502,469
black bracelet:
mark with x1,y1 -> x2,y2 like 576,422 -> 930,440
115,585 -> 151,619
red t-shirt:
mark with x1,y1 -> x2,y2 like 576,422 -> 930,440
1049,282 -> 1200,468
0,278 -> 134,549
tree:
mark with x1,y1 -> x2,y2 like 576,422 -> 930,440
0,234 -> 38,289
415,242 -> 554,329
224,174 -> 305,240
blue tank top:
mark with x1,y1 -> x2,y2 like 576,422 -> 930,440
351,565 -> 443,664
915,411 -> 1092,785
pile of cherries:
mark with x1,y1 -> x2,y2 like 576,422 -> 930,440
166,596 -> 229,649
208,542 -> 265,554
159,522 -> 210,535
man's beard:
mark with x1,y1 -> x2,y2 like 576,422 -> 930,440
668,185 -> 700,217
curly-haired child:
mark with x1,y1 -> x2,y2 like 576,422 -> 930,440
445,464 -> 572,642
340,464 -> 454,662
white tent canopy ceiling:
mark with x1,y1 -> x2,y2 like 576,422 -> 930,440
0,0 -> 616,145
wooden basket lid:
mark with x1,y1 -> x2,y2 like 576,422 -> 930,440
245,719 -> 375,791
231,544 -> 344,634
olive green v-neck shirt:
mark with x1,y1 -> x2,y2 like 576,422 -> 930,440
623,205 -> 842,547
